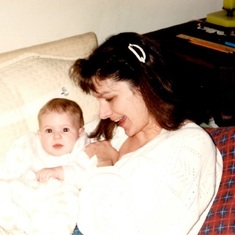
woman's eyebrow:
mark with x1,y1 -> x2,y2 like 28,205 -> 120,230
93,90 -> 111,97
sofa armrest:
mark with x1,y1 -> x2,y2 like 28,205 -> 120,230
0,32 -> 97,63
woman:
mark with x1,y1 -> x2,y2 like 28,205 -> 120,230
70,32 -> 222,235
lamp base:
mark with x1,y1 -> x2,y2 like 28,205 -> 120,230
206,10 -> 235,27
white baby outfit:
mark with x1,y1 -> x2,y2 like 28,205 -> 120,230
0,132 -> 95,235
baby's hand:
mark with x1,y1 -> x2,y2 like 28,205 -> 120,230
36,166 -> 64,182
85,140 -> 119,166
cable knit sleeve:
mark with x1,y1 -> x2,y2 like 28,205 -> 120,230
77,123 -> 223,235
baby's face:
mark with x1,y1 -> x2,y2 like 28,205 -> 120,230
38,111 -> 83,156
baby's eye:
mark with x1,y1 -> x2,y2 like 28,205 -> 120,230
45,129 -> 53,133
63,128 -> 69,132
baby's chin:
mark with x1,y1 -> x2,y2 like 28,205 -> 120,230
47,148 -> 72,156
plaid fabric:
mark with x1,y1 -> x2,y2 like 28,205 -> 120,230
198,126 -> 235,235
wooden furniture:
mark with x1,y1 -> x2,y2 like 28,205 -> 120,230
145,20 -> 235,126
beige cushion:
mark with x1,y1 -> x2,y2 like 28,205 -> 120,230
0,32 -> 97,63
0,53 -> 98,158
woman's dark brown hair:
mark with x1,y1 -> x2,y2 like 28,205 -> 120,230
70,32 -> 187,140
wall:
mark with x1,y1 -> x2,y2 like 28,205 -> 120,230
0,0 -> 221,53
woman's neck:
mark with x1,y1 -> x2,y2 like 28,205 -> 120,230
118,124 -> 162,159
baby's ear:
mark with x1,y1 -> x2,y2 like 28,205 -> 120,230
79,127 -> 85,136
37,130 -> 41,137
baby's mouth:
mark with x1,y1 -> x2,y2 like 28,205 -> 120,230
53,144 -> 63,149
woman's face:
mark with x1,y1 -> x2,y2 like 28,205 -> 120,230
92,78 -> 156,137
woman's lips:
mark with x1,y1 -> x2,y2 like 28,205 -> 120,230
116,116 -> 126,126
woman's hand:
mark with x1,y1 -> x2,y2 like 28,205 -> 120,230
85,141 -> 119,167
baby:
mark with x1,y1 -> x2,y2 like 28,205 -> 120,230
0,98 -> 95,235
36,97 -> 87,183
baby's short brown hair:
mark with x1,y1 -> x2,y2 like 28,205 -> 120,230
38,98 -> 84,128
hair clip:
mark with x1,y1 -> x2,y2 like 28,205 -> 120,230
128,43 -> 146,63
61,87 -> 69,96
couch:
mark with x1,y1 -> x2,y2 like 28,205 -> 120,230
0,32 -> 99,161
0,32 -> 234,235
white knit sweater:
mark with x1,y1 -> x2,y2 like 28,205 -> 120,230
78,122 -> 223,235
